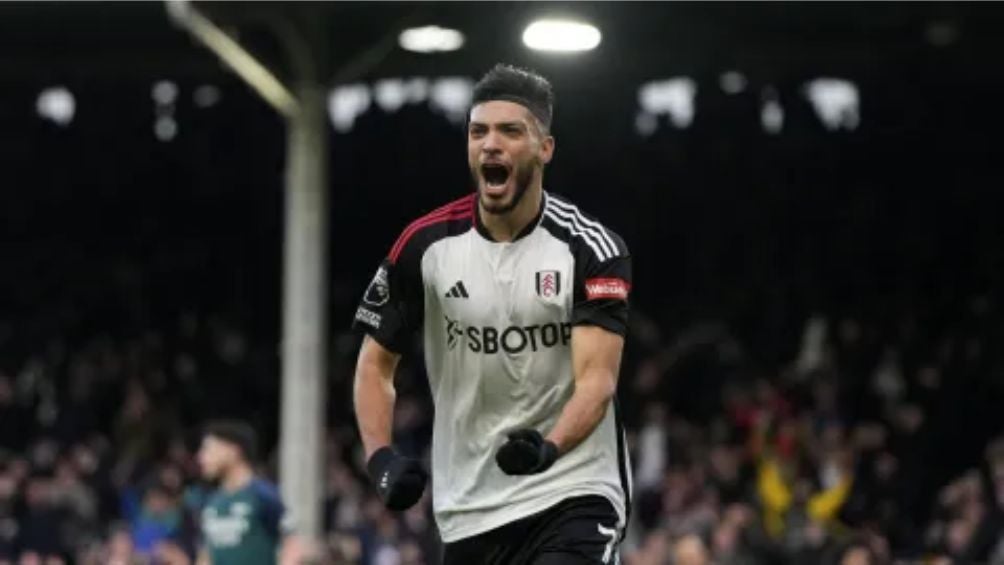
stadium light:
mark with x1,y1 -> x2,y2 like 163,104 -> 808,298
152,80 -> 179,105
154,116 -> 178,141
430,78 -> 474,124
805,78 -> 860,131
638,78 -> 697,129
36,87 -> 75,126
523,19 -> 601,52
761,86 -> 784,134
193,84 -> 221,108
328,84 -> 371,133
719,71 -> 747,94
762,100 -> 784,134
399,26 -> 465,53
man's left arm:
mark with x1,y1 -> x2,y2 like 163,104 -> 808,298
255,483 -> 308,565
548,242 -> 632,456
547,325 -> 623,454
278,534 -> 305,565
495,237 -> 631,476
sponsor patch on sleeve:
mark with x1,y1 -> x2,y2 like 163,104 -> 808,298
355,306 -> 382,328
584,277 -> 631,301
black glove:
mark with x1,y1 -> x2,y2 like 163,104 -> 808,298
495,429 -> 559,475
367,446 -> 428,510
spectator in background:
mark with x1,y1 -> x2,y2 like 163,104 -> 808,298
0,462 -> 19,562
15,473 -> 68,564
81,524 -> 143,565
112,380 -> 160,487
0,374 -> 31,452
834,540 -> 877,565
710,504 -> 759,565
49,455 -> 99,553
672,533 -> 711,565
196,421 -> 303,565
129,478 -> 194,560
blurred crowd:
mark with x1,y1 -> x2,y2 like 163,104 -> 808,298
0,292 -> 1001,565
618,310 -> 1004,565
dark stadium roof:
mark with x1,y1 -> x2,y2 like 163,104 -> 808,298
3,1 -> 1003,86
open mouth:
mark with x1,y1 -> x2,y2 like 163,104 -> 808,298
481,163 -> 511,191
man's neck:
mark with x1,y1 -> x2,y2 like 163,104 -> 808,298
479,183 -> 543,242
221,463 -> 254,493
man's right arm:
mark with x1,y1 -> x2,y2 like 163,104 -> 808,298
353,335 -> 401,460
353,334 -> 428,510
352,221 -> 436,510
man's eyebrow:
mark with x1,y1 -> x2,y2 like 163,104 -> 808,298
468,120 -> 526,128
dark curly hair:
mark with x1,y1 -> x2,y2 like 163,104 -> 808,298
471,63 -> 554,132
204,419 -> 258,462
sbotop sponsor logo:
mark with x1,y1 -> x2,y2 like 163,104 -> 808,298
444,315 -> 571,354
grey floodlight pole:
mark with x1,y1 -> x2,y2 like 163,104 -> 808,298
276,17 -> 329,560
166,0 -> 327,556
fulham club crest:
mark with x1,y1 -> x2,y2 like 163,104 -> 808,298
535,270 -> 561,298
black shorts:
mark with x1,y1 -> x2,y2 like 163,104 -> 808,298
442,495 -> 622,565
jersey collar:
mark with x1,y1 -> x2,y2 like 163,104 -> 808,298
474,191 -> 546,243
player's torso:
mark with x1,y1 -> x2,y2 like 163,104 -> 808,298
421,226 -> 575,429
201,490 -> 276,565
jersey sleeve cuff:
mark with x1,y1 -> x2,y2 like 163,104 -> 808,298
353,323 -> 407,355
571,311 -> 628,337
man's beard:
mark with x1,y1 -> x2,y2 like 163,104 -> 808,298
473,161 -> 537,215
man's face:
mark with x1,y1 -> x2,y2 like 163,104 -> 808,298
197,435 -> 236,480
468,101 -> 554,215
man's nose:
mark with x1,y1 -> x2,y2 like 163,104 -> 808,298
481,130 -> 503,154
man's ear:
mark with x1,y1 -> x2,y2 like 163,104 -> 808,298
540,135 -> 555,165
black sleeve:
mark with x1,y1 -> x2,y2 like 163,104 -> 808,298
252,481 -> 290,540
571,237 -> 632,337
352,248 -> 424,354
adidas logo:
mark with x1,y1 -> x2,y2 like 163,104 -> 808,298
445,281 -> 469,299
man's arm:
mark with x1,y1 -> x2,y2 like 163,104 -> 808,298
278,534 -> 305,565
546,325 -> 624,455
353,335 -> 427,510
353,335 -> 401,460
495,324 -> 624,475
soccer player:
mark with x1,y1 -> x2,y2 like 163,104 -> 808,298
353,64 -> 632,564
195,421 -> 303,565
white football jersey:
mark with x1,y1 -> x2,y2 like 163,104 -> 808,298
354,191 -> 632,542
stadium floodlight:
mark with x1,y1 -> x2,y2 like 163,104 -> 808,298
399,26 -> 465,53
154,116 -> 178,141
36,87 -> 75,126
762,100 -> 784,134
639,78 -> 697,129
193,85 -> 222,108
152,80 -> 179,105
805,78 -> 860,131
719,71 -> 747,94
522,19 -> 601,52
328,84 -> 371,133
